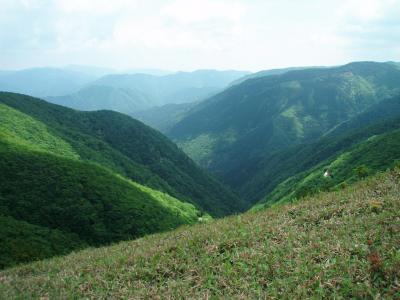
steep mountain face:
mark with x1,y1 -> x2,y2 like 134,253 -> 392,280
169,62 -> 400,201
47,70 -> 249,113
0,68 -> 94,97
251,115 -> 400,210
227,96 -> 400,205
0,92 -> 245,217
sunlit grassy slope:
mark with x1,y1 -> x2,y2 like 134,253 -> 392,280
1,169 -> 398,299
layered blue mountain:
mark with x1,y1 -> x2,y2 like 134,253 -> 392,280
47,70 -> 249,113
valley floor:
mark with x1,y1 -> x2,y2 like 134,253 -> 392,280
1,169 -> 399,299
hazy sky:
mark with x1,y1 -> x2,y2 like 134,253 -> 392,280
0,0 -> 399,71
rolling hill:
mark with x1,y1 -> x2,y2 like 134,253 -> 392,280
1,168 -> 398,298
0,92 -> 245,217
0,139 -> 202,268
169,62 -> 400,205
0,92 -> 245,267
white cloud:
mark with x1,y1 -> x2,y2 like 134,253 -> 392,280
55,0 -> 131,14
0,0 -> 398,70
162,0 -> 245,23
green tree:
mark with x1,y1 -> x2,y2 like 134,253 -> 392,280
354,165 -> 369,179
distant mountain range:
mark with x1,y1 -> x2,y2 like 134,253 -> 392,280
47,70 -> 250,113
0,68 -> 95,97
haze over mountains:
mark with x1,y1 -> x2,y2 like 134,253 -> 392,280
0,66 -> 250,121
0,68 -> 95,97
47,70 -> 249,113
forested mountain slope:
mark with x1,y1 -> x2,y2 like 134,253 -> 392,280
252,116 -> 400,210
0,140 -> 201,268
169,62 -> 400,205
0,92 -> 245,217
225,95 -> 400,205
0,92 -> 246,267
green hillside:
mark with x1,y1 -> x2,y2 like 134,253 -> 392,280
231,96 -> 400,206
0,135 -> 202,268
0,215 -> 86,270
253,122 -> 400,210
0,92 -> 244,268
169,62 -> 400,187
1,168 -> 398,298
0,92 -> 245,217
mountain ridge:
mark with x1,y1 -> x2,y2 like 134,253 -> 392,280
168,62 -> 400,206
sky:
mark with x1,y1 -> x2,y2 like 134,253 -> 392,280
0,0 -> 399,72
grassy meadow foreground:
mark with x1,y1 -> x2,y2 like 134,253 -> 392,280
1,169 -> 399,299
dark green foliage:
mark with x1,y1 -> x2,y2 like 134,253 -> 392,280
239,101 -> 400,206
0,91 -> 244,268
0,141 -> 200,268
169,62 -> 400,198
0,92 -> 245,216
0,216 -> 86,269
253,122 -> 400,209
354,165 -> 370,179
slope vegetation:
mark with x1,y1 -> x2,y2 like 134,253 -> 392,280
233,96 -> 400,206
1,169 -> 398,298
0,92 -> 244,268
170,62 -> 400,176
0,103 -> 204,268
0,92 -> 245,217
